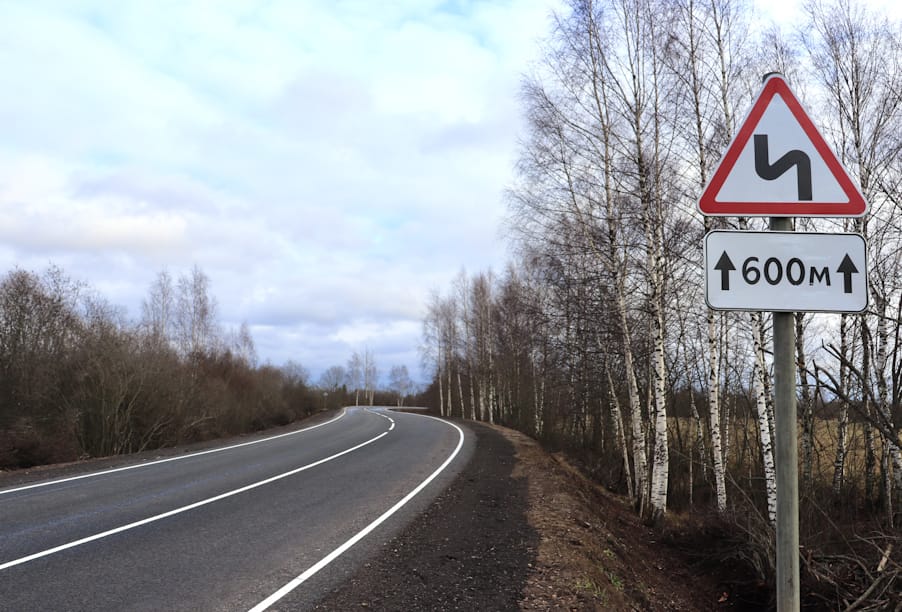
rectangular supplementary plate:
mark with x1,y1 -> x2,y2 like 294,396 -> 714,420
704,231 -> 867,313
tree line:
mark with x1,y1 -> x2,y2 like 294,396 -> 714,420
422,0 -> 902,605
0,264 -> 319,468
316,351 -> 416,409
0,262 -> 419,470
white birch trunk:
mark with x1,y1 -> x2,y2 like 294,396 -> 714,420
447,362 -> 454,418
708,312 -> 728,513
686,388 -> 702,509
647,191 -> 669,520
437,369 -> 444,417
468,363 -> 477,421
861,320 -> 878,502
753,356 -> 777,526
832,314 -> 850,496
648,304 -> 669,521
865,401 -> 877,502
796,313 -> 814,488
607,362 -> 634,499
617,291 -> 648,510
832,401 -> 849,496
477,382 -> 486,422
874,298 -> 902,517
722,396 -> 733,481
456,369 -> 466,421
533,364 -> 544,438
487,341 -> 496,425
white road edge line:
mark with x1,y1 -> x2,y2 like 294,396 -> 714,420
0,408 -> 349,497
247,414 -> 465,612
0,426 -> 387,572
364,407 -> 395,431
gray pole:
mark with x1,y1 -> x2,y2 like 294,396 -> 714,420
771,214 -> 799,610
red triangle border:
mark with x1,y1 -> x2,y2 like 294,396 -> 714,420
698,74 -> 867,217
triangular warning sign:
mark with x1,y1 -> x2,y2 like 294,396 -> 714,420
698,74 -> 867,217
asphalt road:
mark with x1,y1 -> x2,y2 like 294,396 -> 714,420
0,407 -> 471,611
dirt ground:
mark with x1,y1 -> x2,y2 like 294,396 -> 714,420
503,426 -> 751,611
507,426 -> 712,611
314,421 -> 751,611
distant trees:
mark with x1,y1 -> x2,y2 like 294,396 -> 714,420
0,265 -> 318,469
318,365 -> 347,393
316,358 -> 416,409
142,269 -> 174,348
422,291 -> 459,418
363,349 -> 378,406
0,266 -> 83,464
388,365 -> 413,406
346,352 -> 363,406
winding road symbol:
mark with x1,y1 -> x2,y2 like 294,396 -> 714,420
697,73 -> 867,217
754,134 -> 812,201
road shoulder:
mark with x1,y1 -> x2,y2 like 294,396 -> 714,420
315,421 -> 723,611
313,420 -> 537,610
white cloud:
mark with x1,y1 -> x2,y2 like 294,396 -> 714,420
0,0 -> 562,381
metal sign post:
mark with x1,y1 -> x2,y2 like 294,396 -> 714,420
771,216 -> 799,611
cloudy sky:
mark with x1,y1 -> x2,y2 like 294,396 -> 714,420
3,0 -> 892,385
0,0 -> 564,383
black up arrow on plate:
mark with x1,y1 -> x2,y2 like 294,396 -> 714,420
714,251 -> 735,290
837,254 -> 859,294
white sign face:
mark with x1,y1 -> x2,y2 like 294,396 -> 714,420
715,96 -> 846,204
704,231 -> 868,312
698,74 -> 867,217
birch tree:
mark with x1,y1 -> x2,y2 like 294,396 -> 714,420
347,352 -> 363,406
509,0 -> 653,509
363,348 -> 378,406
174,266 -> 219,359
318,365 -> 346,393
388,365 -> 412,406
470,272 -> 496,424
141,269 -> 174,349
590,0 -> 681,522
664,0 -> 755,514
803,0 -> 902,515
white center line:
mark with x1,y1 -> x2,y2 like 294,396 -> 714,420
0,422 -> 387,572
0,409 -> 348,497
365,407 -> 395,430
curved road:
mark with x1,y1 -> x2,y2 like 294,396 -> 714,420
0,407 -> 471,611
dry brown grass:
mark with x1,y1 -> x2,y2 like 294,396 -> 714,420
499,424 -> 726,611
666,415 -> 896,494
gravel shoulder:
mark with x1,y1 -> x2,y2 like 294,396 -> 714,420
313,419 -> 538,611
314,420 -> 727,611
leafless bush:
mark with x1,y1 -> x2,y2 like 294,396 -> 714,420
0,265 -> 318,468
